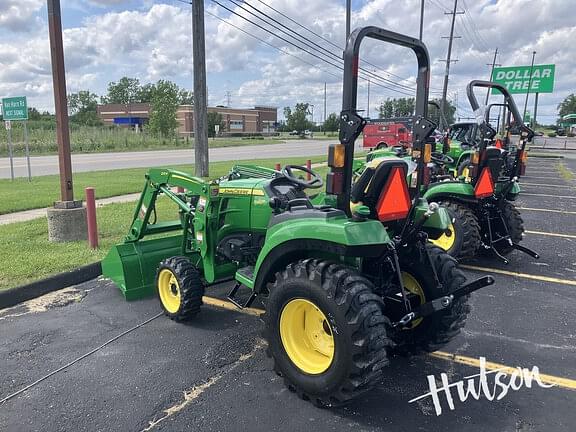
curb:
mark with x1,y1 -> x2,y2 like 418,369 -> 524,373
529,154 -> 564,159
0,262 -> 102,310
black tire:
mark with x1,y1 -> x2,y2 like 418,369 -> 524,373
389,245 -> 471,355
457,157 -> 471,176
156,256 -> 204,321
492,201 -> 524,255
437,201 -> 482,261
263,259 -> 390,407
376,142 -> 388,149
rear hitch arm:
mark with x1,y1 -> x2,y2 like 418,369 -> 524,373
392,275 -> 495,327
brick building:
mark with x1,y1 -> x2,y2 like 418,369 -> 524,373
97,103 -> 277,136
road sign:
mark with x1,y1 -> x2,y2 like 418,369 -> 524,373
1,96 -> 28,120
491,64 -> 555,94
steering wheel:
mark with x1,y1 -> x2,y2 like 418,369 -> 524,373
431,152 -> 455,165
281,165 -> 323,189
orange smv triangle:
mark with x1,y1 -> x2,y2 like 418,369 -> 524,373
376,166 -> 411,222
474,167 -> 494,198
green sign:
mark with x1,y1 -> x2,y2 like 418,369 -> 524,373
491,64 -> 555,94
1,96 -> 28,121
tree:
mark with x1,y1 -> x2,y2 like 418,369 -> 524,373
207,111 -> 224,138
148,80 -> 180,137
378,97 -> 415,118
283,103 -> 313,133
323,113 -> 340,132
68,90 -> 101,126
28,107 -> 42,121
428,98 -> 456,126
102,77 -> 142,104
137,83 -> 156,103
179,89 -> 194,105
558,94 -> 576,119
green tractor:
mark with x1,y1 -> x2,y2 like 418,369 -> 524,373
102,26 -> 493,406
421,81 -> 539,263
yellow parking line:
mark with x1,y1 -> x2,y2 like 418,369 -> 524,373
202,295 -> 576,390
526,230 -> 576,239
461,265 -> 576,286
522,193 -> 576,199
431,352 -> 576,390
518,207 -> 576,215
203,296 -> 263,316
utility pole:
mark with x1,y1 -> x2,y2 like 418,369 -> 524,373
367,79 -> 371,119
323,82 -> 327,132
47,0 -> 74,203
532,92 -> 539,129
345,0 -> 351,39
419,0 -> 425,41
439,0 -> 464,130
192,0 -> 209,177
484,48 -> 500,105
523,51 -> 536,123
46,0 -> 86,242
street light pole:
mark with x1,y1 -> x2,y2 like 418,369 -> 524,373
523,51 -> 536,122
345,0 -> 351,39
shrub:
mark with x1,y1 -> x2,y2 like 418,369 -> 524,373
547,132 -> 557,137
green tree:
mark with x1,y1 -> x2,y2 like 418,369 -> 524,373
283,103 -> 312,133
137,83 -> 156,103
207,111 -> 224,138
323,113 -> 340,132
68,90 -> 101,126
558,94 -> 576,119
148,80 -> 180,137
102,77 -> 142,104
27,107 -> 42,121
179,89 -> 194,105
378,97 -> 415,118
428,98 -> 456,126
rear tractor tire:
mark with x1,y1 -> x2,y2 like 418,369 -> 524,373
156,256 -> 204,321
263,259 -> 391,407
457,157 -> 471,178
491,201 -> 525,256
388,245 -> 471,355
430,201 -> 481,261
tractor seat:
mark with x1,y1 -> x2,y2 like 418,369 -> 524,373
351,159 -> 410,221
479,146 -> 505,183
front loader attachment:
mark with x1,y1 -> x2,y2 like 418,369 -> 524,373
102,235 -> 184,300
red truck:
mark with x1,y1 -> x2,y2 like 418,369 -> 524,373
362,118 -> 412,149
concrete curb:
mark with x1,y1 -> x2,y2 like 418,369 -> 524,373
0,262 -> 102,310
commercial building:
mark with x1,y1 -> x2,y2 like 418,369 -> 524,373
97,103 -> 277,136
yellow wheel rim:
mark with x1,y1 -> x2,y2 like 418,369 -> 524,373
158,269 -> 181,314
401,272 -> 426,328
430,222 -> 456,251
279,299 -> 334,375
462,167 -> 470,181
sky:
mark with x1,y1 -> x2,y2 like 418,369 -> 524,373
0,0 -> 573,124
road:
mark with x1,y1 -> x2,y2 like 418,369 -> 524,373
0,139 -> 343,179
0,157 -> 575,431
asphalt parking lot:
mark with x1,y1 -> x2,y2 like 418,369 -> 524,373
1,156 -> 575,432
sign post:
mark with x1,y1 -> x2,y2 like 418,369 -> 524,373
491,64 -> 554,128
2,96 -> 31,181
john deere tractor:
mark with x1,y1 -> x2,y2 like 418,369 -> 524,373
102,26 -> 493,407
421,80 -> 539,263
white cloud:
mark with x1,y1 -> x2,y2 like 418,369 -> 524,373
0,0 -> 573,122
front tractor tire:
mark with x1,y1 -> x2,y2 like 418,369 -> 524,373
263,259 -> 390,407
389,245 -> 471,355
430,201 -> 481,261
156,256 -> 204,321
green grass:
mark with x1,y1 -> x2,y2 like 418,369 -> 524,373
0,159 -> 333,291
557,162 -> 574,181
0,155 -> 327,215
0,123 -> 288,156
0,201 -> 134,291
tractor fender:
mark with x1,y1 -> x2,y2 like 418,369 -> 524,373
423,182 -> 477,205
456,149 -> 474,166
252,218 -> 390,293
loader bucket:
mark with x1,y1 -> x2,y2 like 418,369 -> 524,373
101,234 -> 184,301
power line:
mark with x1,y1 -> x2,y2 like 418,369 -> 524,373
224,0 -> 419,94
211,0 -> 415,96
